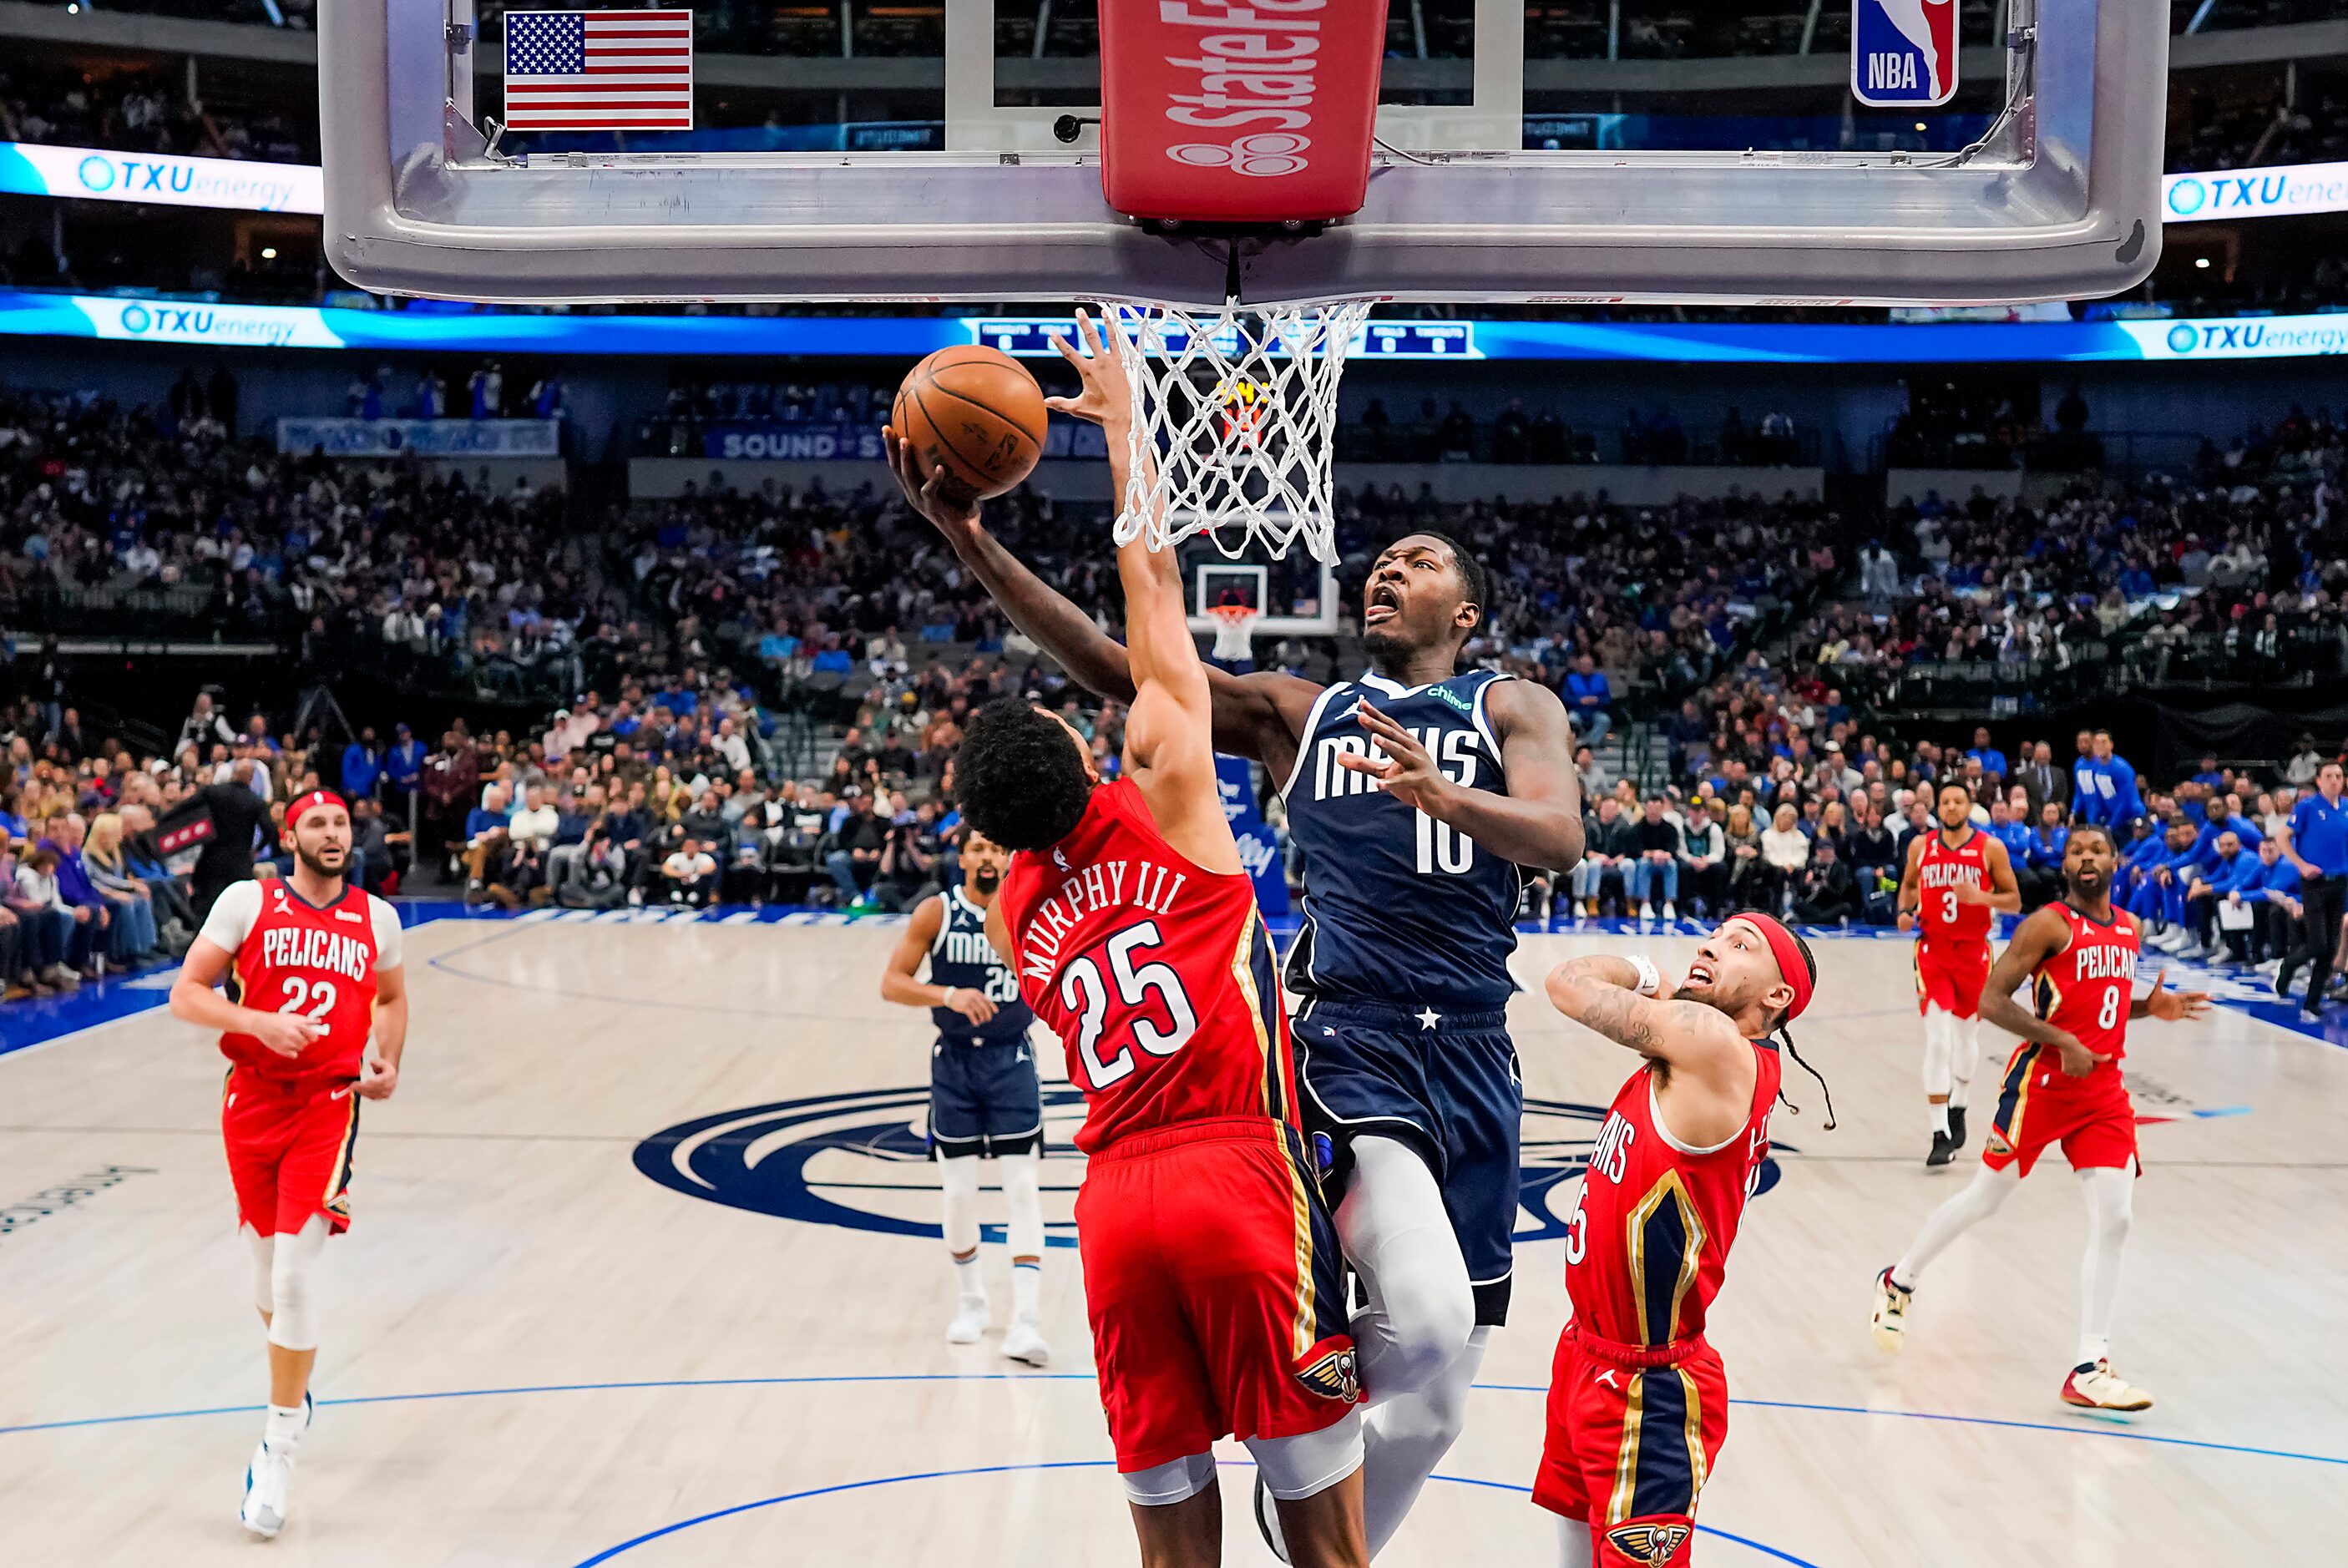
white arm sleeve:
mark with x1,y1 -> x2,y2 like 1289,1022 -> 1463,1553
367,894 -> 405,970
197,880 -> 265,953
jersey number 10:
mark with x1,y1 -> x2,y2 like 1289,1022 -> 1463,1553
1415,811 -> 1474,876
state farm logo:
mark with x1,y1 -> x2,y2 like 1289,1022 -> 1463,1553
1166,131 -> 1311,178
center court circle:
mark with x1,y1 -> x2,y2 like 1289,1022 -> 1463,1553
631,1088 -> 1794,1247
569,1460 -> 1824,1567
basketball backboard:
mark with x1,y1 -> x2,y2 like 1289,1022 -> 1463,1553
325,0 -> 2164,307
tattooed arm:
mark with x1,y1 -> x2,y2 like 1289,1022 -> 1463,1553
1545,954 -> 1757,1146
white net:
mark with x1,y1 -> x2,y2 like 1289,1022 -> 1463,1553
1106,298 -> 1373,565
1206,604 -> 1260,662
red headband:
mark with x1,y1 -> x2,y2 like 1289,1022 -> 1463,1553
1734,911 -> 1813,1022
289,789 -> 348,825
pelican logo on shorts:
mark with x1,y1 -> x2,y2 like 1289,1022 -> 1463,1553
1604,1521 -> 1693,1564
634,1090 -> 1792,1250
1986,1129 -> 2012,1156
1294,1340 -> 1359,1402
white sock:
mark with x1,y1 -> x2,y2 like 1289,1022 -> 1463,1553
1011,1260 -> 1040,1319
1558,1514 -> 1596,1568
1930,1100 -> 1951,1137
1893,1163 -> 2017,1289
263,1403 -> 305,1456
952,1252 -> 984,1307
2077,1166 -> 2134,1365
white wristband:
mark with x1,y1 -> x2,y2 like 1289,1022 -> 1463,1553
1627,954 -> 1662,997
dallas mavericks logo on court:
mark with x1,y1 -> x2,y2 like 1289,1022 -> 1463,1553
636,1090 -> 1789,1247
1851,0 -> 1957,109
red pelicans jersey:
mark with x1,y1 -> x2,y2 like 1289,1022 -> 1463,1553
1563,1044 -> 1783,1348
1984,902 -> 2142,1178
201,878 -> 402,1083
1000,777 -> 1293,1155
2032,902 -> 2142,1073
1915,827 -> 1994,948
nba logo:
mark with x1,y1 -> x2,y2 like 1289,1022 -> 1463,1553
1851,0 -> 1957,108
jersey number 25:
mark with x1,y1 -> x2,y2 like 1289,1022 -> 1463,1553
1060,921 -> 1198,1089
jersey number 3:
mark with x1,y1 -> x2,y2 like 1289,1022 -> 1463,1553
1060,921 -> 1198,1089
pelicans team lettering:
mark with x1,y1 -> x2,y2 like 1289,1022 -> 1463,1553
254,926 -> 374,986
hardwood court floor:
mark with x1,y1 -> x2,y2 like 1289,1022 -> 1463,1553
3,912 -> 2343,1566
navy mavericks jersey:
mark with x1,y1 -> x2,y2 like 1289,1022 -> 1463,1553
928,888 -> 1032,1045
1282,669 -> 1524,1010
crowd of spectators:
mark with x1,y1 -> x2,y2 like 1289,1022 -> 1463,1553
0,62 -> 313,164
1546,701 -> 2348,1011
0,382 -> 604,702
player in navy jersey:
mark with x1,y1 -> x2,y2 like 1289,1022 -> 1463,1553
881,829 -> 1050,1366
889,434 -> 1586,1559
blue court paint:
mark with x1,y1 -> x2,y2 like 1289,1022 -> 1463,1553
566,1460 -> 1824,1568
0,900 -> 470,1060
8,1373 -> 2342,1473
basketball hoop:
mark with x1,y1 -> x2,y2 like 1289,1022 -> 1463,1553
1106,298 -> 1372,566
1206,602 -> 1261,664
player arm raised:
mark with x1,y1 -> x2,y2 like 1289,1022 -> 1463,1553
881,894 -> 997,1024
1974,906 -> 2100,1076
1543,955 -> 1755,1147
169,934 -> 321,1059
883,382 -> 1318,777
1046,311 -> 1242,875
1336,678 -> 1585,870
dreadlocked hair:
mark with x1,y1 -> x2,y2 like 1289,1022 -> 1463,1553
1765,927 -> 1836,1130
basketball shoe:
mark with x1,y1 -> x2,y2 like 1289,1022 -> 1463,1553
946,1294 -> 989,1345
240,1388 -> 312,1537
1002,1313 -> 1050,1367
1870,1267 -> 1913,1352
2061,1359 -> 2152,1414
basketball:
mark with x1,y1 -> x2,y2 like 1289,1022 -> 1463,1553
891,346 -> 1048,500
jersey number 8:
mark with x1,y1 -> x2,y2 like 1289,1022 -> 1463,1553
1060,921 -> 1197,1089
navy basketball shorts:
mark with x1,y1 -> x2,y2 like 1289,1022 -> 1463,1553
929,1034 -> 1044,1159
1291,998 -> 1521,1326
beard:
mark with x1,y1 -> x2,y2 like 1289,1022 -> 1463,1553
295,844 -> 349,882
970,867 -> 1002,894
1361,624 -> 1410,665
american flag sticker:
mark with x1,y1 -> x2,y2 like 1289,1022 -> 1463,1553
502,9 -> 695,131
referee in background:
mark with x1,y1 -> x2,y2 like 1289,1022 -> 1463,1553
2277,759 -> 2348,1019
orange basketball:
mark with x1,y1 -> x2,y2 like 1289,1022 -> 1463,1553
891,346 -> 1049,500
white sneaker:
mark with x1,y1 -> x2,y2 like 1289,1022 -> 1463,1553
2256,959 -> 2283,976
2061,1358 -> 2153,1414
240,1441 -> 294,1539
946,1296 -> 989,1345
1002,1313 -> 1051,1367
1662,903 -> 1678,923
1870,1267 -> 1912,1353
